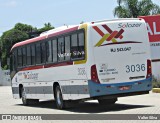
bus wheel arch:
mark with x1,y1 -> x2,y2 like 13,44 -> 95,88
19,85 -> 39,105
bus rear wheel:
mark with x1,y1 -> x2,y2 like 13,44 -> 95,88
55,86 -> 66,109
21,87 -> 39,105
98,98 -> 117,105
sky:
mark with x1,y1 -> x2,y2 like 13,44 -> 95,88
0,0 -> 160,36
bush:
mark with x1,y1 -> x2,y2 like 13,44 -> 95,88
152,75 -> 160,88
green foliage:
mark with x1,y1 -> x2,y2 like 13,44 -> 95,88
1,28 -> 29,69
114,0 -> 160,18
1,29 -> 29,48
152,75 -> 160,88
38,22 -> 54,33
0,22 -> 54,69
14,23 -> 36,33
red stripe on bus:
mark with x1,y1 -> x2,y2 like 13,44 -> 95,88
106,31 -> 118,41
11,36 -> 46,51
20,62 -> 73,71
115,29 -> 124,39
20,65 -> 43,71
11,26 -> 79,51
48,26 -> 79,38
44,62 -> 73,68
93,26 -> 105,37
100,41 -> 142,46
102,25 -> 112,33
102,25 -> 123,39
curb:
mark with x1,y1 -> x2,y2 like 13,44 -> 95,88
152,88 -> 160,93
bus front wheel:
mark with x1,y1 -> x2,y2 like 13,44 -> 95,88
21,87 -> 39,105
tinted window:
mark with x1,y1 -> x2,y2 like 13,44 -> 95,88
71,34 -> 78,60
22,47 -> 26,66
71,31 -> 85,60
17,48 -> 22,67
52,39 -> 57,63
31,44 -> 36,65
78,32 -> 85,59
26,45 -> 31,65
36,43 -> 41,64
41,42 -> 46,63
12,50 -> 17,71
58,37 -> 65,62
65,36 -> 71,61
46,41 -> 52,63
14,30 -> 84,67
71,34 -> 78,47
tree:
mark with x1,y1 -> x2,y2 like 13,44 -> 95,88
14,23 -> 38,38
113,0 -> 160,18
0,23 -> 35,69
1,29 -> 29,69
38,22 -> 54,33
0,22 -> 54,69
14,23 -> 36,33
28,22 -> 54,38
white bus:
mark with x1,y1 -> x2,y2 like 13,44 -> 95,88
10,18 -> 152,109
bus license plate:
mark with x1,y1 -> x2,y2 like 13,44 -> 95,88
119,86 -> 131,91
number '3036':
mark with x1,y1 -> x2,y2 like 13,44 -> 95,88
126,64 -> 145,73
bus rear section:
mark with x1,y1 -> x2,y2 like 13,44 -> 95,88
88,19 -> 152,100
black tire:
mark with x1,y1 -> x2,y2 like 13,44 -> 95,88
21,87 -> 39,105
55,86 -> 66,109
98,98 -> 117,105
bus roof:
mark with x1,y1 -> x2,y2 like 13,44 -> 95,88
11,25 -> 79,51
11,18 -> 143,52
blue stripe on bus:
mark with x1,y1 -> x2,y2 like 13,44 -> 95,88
88,77 -> 152,97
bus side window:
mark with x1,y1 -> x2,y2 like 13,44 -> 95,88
71,31 -> 85,61
10,53 -> 13,71
46,40 -> 52,63
10,49 -> 17,78
10,53 -> 14,71
17,48 -> 22,67
27,45 -> 31,65
52,39 -> 57,63
31,44 -> 36,65
78,32 -> 85,59
36,43 -> 41,64
22,47 -> 26,66
58,37 -> 65,62
65,35 -> 71,61
11,50 -> 17,71
71,33 -> 78,60
41,42 -> 46,64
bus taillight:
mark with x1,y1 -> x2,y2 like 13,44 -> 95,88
146,59 -> 152,79
91,65 -> 100,84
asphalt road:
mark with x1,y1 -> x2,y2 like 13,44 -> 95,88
0,86 -> 160,123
